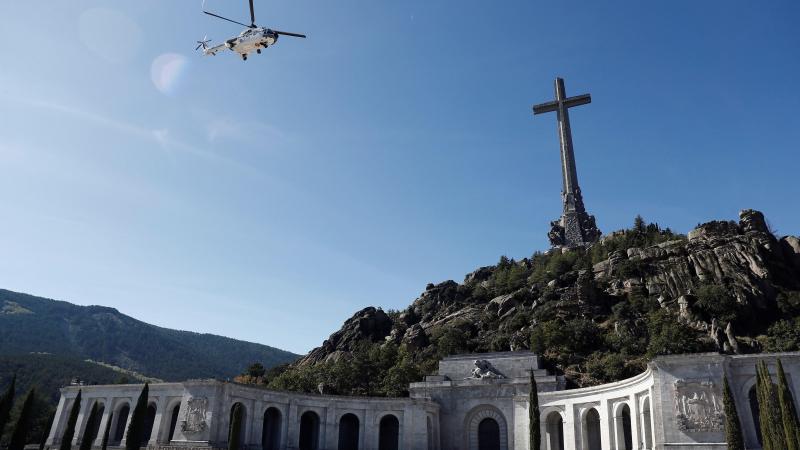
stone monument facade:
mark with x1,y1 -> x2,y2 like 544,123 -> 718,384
43,351 -> 800,450
533,77 -> 601,249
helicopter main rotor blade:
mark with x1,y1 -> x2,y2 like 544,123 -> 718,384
203,10 -> 252,28
274,30 -> 307,38
249,0 -> 256,27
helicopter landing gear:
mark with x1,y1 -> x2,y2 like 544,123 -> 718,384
256,49 -> 261,54
242,54 -> 247,61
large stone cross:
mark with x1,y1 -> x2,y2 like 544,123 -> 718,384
532,77 -> 600,248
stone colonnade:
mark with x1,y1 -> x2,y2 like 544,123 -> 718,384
45,381 -> 439,450
518,368 -> 655,450
44,352 -> 800,450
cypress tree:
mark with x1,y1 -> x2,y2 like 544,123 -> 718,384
228,404 -> 243,450
757,361 -> 786,450
125,384 -> 149,450
100,413 -> 113,450
60,390 -> 82,450
40,410 -> 57,450
0,374 -> 17,439
9,388 -> 36,450
529,370 -> 540,450
722,376 -> 745,450
777,359 -> 800,450
79,402 -> 100,450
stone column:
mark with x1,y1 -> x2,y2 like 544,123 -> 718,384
93,397 -> 114,447
323,408 -> 337,450
285,401 -> 299,450
363,409 -> 376,450
148,396 -> 166,446
563,403 -> 577,450
72,396 -> 94,446
612,410 -> 621,450
46,394 -> 68,447
599,399 -> 612,450
251,400 -> 263,449
628,395 -> 640,450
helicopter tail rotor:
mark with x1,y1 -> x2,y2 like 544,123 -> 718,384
195,36 -> 212,51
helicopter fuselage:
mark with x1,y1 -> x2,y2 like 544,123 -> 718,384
204,27 -> 278,59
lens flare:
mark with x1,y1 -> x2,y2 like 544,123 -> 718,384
151,53 -> 189,95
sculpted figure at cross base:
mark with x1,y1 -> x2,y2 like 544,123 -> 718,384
469,360 -> 505,379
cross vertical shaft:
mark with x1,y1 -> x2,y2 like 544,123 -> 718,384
555,78 -> 580,207
533,77 -> 600,248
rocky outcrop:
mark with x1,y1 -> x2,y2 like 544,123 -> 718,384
295,209 -> 799,375
597,210 -> 798,308
297,307 -> 392,365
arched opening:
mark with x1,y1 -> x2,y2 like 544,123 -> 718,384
141,404 -> 157,444
113,405 -> 130,444
229,403 -> 247,450
545,412 -> 564,450
82,403 -> 105,446
641,399 -> 653,450
262,407 -> 281,450
615,405 -> 632,450
299,411 -> 319,450
584,408 -> 602,450
379,415 -> 399,450
168,404 -> 180,443
477,418 -> 500,450
748,385 -> 762,446
337,413 -> 359,450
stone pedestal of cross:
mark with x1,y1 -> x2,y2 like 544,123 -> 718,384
533,77 -> 600,248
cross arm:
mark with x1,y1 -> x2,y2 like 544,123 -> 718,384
532,94 -> 591,115
564,94 -> 591,108
532,100 -> 558,115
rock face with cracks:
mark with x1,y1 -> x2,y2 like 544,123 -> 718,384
289,209 -> 800,388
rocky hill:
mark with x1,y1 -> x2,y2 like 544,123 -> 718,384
0,289 -> 299,381
258,209 -> 800,394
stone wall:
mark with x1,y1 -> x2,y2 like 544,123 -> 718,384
44,351 -> 800,450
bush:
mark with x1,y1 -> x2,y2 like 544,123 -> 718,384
584,352 -> 642,383
763,319 -> 800,352
777,291 -> 800,316
695,284 -> 739,323
646,310 -> 710,357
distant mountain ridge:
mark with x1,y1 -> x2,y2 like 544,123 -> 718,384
0,289 -> 299,381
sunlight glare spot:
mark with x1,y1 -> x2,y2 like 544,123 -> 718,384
151,53 -> 190,95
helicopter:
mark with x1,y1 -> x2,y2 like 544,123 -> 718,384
196,0 -> 306,61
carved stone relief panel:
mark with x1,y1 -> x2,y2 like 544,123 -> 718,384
180,396 -> 208,434
673,379 -> 723,432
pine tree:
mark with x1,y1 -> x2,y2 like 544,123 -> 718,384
0,374 -> 17,439
79,402 -> 100,450
125,384 -> 149,450
40,410 -> 57,450
529,370 -> 540,450
59,390 -> 82,450
722,376 -> 745,450
228,404 -> 243,450
9,388 -> 36,450
777,359 -> 800,450
100,413 -> 113,450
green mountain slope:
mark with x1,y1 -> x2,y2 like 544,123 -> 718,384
0,289 -> 299,381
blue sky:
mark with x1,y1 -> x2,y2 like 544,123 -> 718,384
0,1 -> 798,355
